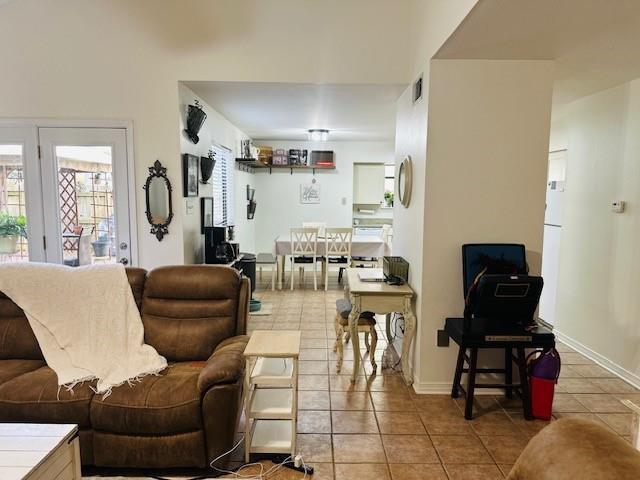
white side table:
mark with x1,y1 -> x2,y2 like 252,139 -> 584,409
0,423 -> 81,480
243,330 -> 301,462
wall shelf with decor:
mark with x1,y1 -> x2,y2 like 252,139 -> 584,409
235,158 -> 336,175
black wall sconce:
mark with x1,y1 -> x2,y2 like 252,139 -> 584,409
200,148 -> 216,184
184,99 -> 207,144
247,184 -> 256,220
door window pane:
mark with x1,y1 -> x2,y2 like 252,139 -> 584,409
384,163 -> 395,207
55,146 -> 115,266
0,145 -> 29,263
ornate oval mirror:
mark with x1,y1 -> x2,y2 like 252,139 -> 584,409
398,155 -> 413,208
144,160 -> 173,241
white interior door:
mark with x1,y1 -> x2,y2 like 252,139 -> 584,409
38,128 -> 134,266
0,126 -> 45,263
540,224 -> 561,325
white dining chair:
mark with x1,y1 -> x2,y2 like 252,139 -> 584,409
256,253 -> 277,291
324,227 -> 353,291
302,222 -> 326,237
289,227 -> 319,290
382,224 -> 393,255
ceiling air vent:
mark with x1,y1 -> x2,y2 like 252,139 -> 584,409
413,74 -> 423,103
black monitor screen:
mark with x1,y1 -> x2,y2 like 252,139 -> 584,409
462,244 -> 527,298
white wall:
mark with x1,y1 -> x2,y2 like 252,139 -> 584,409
178,84 -> 255,264
0,0 -> 417,269
392,0 -> 478,383
552,79 -> 640,384
250,141 -> 394,253
416,60 -> 554,391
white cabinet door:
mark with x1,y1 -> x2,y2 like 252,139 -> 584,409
353,163 -> 384,205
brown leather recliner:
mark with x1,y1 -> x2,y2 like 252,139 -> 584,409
0,265 -> 250,469
507,417 -> 640,479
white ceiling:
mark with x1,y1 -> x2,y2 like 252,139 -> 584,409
184,82 -> 406,141
435,0 -> 640,105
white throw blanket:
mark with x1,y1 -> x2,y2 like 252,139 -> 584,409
0,262 -> 167,396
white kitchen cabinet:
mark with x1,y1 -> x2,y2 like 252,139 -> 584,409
353,163 -> 385,205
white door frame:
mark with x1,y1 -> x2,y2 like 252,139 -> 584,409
0,119 -> 138,266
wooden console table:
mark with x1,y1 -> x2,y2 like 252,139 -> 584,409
344,268 -> 416,385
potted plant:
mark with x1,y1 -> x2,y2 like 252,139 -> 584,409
0,212 -> 27,254
384,191 -> 394,207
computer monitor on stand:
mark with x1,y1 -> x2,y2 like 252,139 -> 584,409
462,243 -> 542,326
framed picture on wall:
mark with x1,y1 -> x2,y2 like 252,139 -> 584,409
182,153 -> 199,197
201,197 -> 214,233
300,182 -> 320,204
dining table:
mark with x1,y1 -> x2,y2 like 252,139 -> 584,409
274,234 -> 386,289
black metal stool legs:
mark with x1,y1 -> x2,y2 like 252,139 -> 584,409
516,347 -> 533,420
464,347 -> 479,420
450,344 -> 531,420
505,347 -> 513,399
451,345 -> 465,398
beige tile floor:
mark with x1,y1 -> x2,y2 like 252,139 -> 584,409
88,272 -> 639,479
220,271 -> 639,480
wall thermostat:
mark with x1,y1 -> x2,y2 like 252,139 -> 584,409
612,200 -> 626,213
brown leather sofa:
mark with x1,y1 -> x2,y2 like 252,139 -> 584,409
0,265 -> 250,469
508,417 -> 640,479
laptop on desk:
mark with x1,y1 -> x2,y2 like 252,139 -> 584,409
358,268 -> 385,282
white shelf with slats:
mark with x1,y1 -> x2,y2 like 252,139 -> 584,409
243,331 -> 301,462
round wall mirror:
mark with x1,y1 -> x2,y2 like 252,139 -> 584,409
397,155 -> 413,208
144,160 -> 173,241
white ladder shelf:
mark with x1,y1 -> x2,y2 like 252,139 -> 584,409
243,331 -> 301,462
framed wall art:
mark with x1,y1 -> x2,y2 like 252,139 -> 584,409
182,153 -> 199,197
201,197 -> 214,233
300,181 -> 320,204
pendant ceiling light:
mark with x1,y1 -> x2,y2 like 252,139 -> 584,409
308,129 -> 329,142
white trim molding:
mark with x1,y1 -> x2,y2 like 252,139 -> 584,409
554,329 -> 640,390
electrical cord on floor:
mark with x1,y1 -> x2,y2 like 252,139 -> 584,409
395,313 -> 405,338
378,313 -> 404,372
150,435 -> 307,480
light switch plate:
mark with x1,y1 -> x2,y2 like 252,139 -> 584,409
185,200 -> 194,215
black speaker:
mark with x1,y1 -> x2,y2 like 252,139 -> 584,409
200,156 -> 215,184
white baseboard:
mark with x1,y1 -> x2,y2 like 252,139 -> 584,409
555,329 -> 640,390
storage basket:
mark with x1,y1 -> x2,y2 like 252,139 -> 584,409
383,256 -> 409,282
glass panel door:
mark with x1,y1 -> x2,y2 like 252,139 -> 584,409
0,126 -> 44,263
0,144 -> 28,262
39,128 -> 133,266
